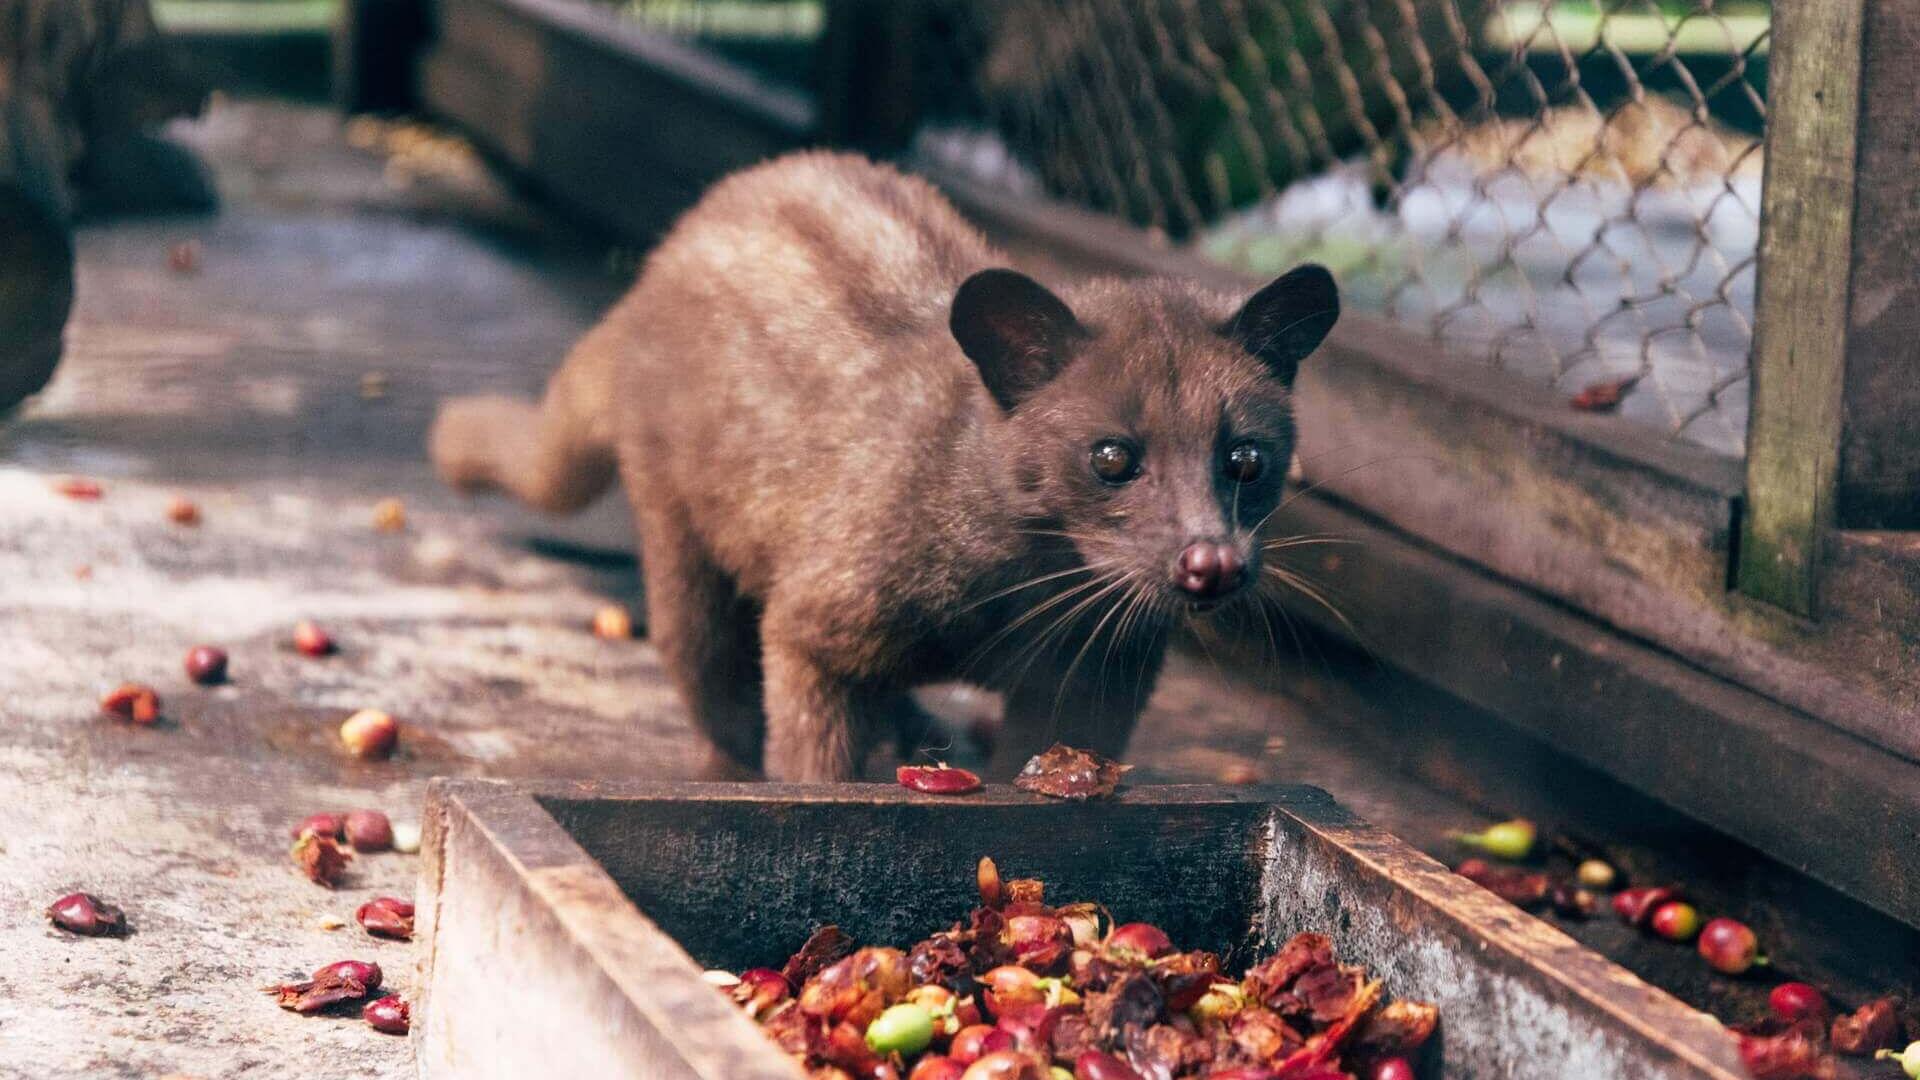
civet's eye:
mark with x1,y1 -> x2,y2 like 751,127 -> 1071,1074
1089,439 -> 1141,484
1224,442 -> 1265,484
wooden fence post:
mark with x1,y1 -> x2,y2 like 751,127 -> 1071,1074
1833,4 -> 1920,531
334,0 -> 430,113
815,0 -> 927,152
1737,0 -> 1868,615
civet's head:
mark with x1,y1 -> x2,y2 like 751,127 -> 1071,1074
951,264 -> 1338,610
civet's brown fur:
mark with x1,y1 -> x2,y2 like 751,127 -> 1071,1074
431,152 -> 1337,781
0,0 -> 211,412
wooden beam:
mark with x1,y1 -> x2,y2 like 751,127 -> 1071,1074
334,0 -> 430,112
1837,4 -> 1920,528
814,0 -> 926,152
419,0 -> 811,241
1263,495 -> 1920,929
1738,0 -> 1867,614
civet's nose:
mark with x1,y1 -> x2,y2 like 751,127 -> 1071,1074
1175,541 -> 1246,600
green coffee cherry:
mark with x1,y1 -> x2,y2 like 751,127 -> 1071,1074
1877,1041 -> 1920,1079
1189,981 -> 1245,1023
1448,819 -> 1537,861
865,1002 -> 934,1056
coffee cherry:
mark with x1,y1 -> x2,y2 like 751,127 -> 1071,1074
184,645 -> 228,685
339,709 -> 398,759
1611,885 -> 1680,927
867,1002 -> 935,1056
732,968 -> 791,1017
291,829 -> 351,886
1104,923 -> 1174,959
960,1051 -> 1048,1080
949,1025 -> 1011,1065
356,896 -> 414,940
292,620 -> 335,657
1550,883 -> 1599,918
364,995 -> 410,1034
911,1059 -> 967,1080
1650,902 -> 1701,942
53,476 -> 103,500
100,683 -> 161,724
1876,1041 -> 1920,1079
290,812 -> 345,840
1448,819 -> 1536,861
343,809 -> 393,850
47,891 -> 127,936
317,960 -> 381,989
1373,1059 -> 1417,1080
371,498 -> 406,532
592,604 -> 633,640
1698,917 -> 1765,974
1768,982 -> 1828,1023
1074,1052 -> 1145,1080
1576,859 -> 1617,890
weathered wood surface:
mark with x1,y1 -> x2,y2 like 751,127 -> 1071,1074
1838,2 -> 1920,529
415,782 -> 806,1079
0,99 -> 639,1080
1261,495 -> 1920,929
420,0 -> 811,241
1738,0 -> 1867,612
419,781 -> 1751,1079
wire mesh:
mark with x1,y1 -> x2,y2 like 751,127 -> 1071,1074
910,1 -> 1768,457
597,0 -> 823,91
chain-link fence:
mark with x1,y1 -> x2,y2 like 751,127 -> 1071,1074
600,0 -> 823,91
913,0 -> 1767,457
599,0 -> 1768,457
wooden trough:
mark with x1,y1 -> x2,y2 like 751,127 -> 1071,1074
412,780 -> 1749,1078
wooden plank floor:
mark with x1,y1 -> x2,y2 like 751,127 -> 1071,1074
0,99 -> 1907,1077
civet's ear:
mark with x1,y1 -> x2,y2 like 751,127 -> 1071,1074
951,269 -> 1088,410
1219,264 -> 1339,385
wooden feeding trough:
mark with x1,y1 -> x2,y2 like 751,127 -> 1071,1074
412,780 -> 1748,1078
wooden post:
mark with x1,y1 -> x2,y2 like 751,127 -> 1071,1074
334,0 -> 430,113
815,0 -> 926,152
1738,0 -> 1868,615
1835,4 -> 1920,530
